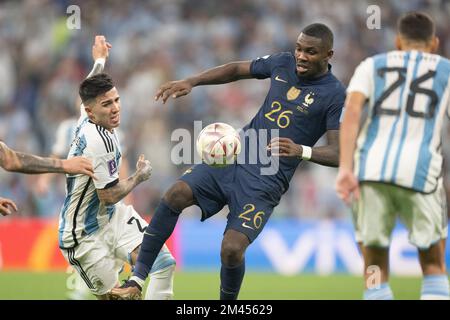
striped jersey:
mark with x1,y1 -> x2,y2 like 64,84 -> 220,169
58,107 -> 122,249
348,50 -> 450,193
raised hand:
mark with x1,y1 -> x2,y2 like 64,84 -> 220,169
136,154 -> 152,182
62,157 -> 96,179
155,79 -> 193,104
92,35 -> 112,61
0,197 -> 18,216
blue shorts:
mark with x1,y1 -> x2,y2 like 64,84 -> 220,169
179,163 -> 282,242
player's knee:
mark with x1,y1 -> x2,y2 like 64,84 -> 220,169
221,240 -> 245,266
163,181 -> 194,212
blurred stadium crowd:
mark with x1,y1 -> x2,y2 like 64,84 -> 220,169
0,0 -> 449,220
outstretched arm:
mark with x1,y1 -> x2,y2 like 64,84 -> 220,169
268,129 -> 340,167
96,155 -> 152,206
335,92 -> 366,204
155,61 -> 253,104
0,142 -> 95,177
85,35 -> 111,79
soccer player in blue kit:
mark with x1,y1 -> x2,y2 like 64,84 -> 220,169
111,23 -> 346,300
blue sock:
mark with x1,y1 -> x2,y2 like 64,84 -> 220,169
421,275 -> 449,300
220,259 -> 245,300
133,200 -> 180,281
363,282 -> 393,300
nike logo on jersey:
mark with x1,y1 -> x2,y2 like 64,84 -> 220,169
275,75 -> 288,83
241,222 -> 255,230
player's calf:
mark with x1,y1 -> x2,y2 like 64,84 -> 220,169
418,241 -> 449,300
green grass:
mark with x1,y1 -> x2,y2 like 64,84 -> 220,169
0,271 -> 423,300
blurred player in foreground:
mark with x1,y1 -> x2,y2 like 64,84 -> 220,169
111,23 -> 345,300
58,36 -> 175,300
336,12 -> 449,300
0,142 -> 94,216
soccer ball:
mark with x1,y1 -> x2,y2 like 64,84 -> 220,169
196,122 -> 241,166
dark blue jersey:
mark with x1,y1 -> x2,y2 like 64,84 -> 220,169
239,52 -> 346,193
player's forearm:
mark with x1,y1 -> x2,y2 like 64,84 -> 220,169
5,151 -> 66,174
187,62 -> 252,87
98,173 -> 143,206
339,107 -> 361,171
308,145 -> 339,167
86,58 -> 105,79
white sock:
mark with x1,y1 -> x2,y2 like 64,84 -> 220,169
144,264 -> 176,300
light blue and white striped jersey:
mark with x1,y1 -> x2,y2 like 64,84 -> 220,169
58,107 -> 122,249
348,50 -> 450,193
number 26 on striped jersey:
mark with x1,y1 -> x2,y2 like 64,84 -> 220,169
374,67 -> 438,118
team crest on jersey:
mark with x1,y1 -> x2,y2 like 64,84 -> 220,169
296,92 -> 315,114
287,86 -> 301,100
303,92 -> 315,106
108,159 -> 118,176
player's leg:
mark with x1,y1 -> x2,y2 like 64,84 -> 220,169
221,181 -> 277,300
129,180 -> 193,288
130,244 -> 176,300
356,182 -> 396,300
66,269 -> 93,300
220,229 -> 250,300
61,238 -> 121,300
111,202 -> 177,299
110,164 -> 229,299
361,246 -> 390,291
399,183 -> 449,300
417,241 -> 448,299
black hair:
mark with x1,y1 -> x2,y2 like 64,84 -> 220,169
79,73 -> 114,104
301,23 -> 334,50
398,11 -> 435,42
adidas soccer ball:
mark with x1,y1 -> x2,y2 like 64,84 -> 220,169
196,122 -> 241,166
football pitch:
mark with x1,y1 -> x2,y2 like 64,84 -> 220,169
0,271 -> 423,300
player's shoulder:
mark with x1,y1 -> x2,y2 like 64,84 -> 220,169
255,51 -> 294,65
327,75 -> 346,102
430,53 -> 450,67
324,67 -> 346,98
81,121 -> 115,154
271,51 -> 294,65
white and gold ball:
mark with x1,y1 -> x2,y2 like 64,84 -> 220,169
196,122 -> 241,167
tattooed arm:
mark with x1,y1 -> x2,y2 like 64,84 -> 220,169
0,142 -> 95,177
97,155 -> 152,206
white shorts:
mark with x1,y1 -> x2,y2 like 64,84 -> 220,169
61,202 -> 175,296
353,181 -> 448,249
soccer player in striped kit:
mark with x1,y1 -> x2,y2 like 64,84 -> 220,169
336,12 -> 449,300
58,36 -> 176,300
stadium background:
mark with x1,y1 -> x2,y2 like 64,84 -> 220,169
0,0 -> 449,299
